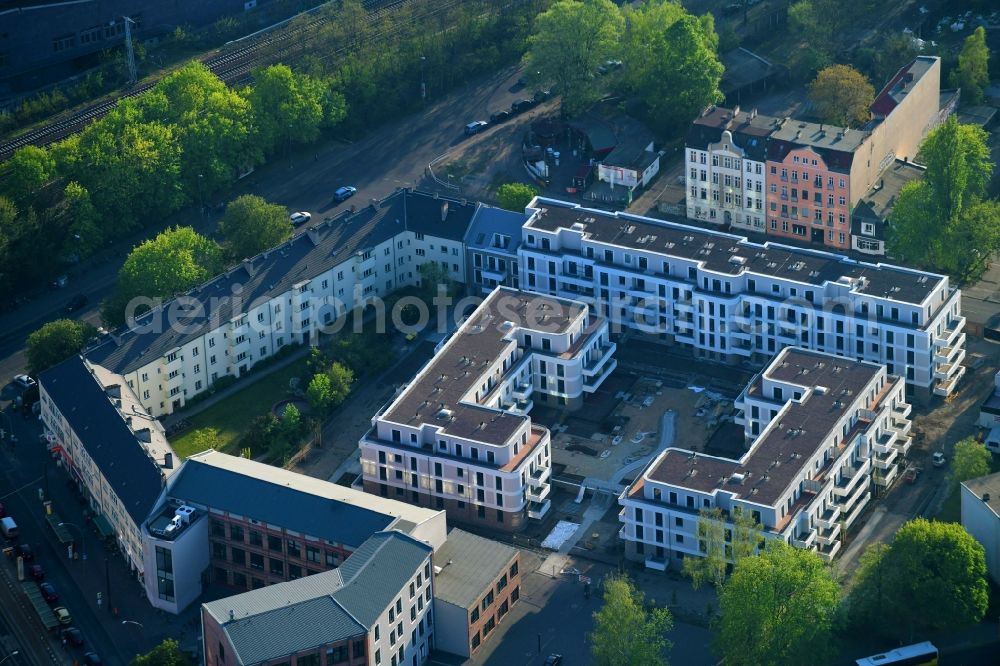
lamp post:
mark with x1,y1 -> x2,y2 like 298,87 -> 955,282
59,522 -> 86,564
420,56 -> 426,102
122,621 -> 144,660
0,651 -> 20,665
197,174 -> 205,219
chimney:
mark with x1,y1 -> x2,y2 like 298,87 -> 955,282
229,610 -> 235,622
242,259 -> 257,277
733,104 -> 741,117
164,452 -> 173,469
984,493 -> 992,503
441,202 -> 449,221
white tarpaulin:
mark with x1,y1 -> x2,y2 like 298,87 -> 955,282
540,520 -> 581,550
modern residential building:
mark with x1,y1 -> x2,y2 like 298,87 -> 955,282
519,197 -> 966,401
142,449 -> 446,614
686,57 -> 947,253
960,472 -> 1000,585
978,371 -> 1000,452
359,287 -> 617,532
432,529 -> 520,658
685,105 -> 775,232
83,189 -> 477,417
39,355 -> 178,580
619,347 -> 913,569
463,206 -> 525,296
202,530 -> 435,666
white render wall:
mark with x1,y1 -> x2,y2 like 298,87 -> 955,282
961,483 -> 1000,586
685,136 -> 766,232
369,553 -> 435,666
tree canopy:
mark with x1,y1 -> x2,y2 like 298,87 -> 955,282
843,518 -> 988,640
219,194 -> 292,259
590,574 -> 672,666
496,183 -> 539,212
131,639 -> 193,666
683,507 -> 763,591
716,543 -> 839,666
621,2 -> 723,133
26,319 -> 98,376
950,26 -> 990,106
888,116 -> 997,279
809,65 -> 875,127
248,65 -> 342,155
948,437 -> 992,492
6,145 -> 54,207
523,0 -> 625,116
306,361 -> 353,416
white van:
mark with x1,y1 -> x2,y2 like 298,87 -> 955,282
1,516 -> 18,539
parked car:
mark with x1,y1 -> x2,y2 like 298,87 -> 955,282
29,564 -> 45,581
544,655 -> 563,666
61,627 -> 84,647
40,582 -> 59,603
83,652 -> 102,666
16,543 -> 34,561
931,452 -> 946,467
489,110 -> 512,124
65,293 -> 88,313
13,374 -> 35,390
54,606 -> 72,625
289,212 -> 312,226
464,120 -> 488,136
510,98 -> 536,114
334,186 -> 357,203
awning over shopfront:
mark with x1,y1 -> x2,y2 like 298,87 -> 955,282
93,514 -> 115,539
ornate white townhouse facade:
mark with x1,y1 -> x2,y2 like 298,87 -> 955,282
518,198 -> 965,402
619,347 -> 913,569
359,287 -> 617,532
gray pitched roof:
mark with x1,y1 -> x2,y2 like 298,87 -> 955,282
464,206 -> 526,255
204,531 -> 432,665
85,189 -> 477,376
39,356 -> 166,524
166,456 -> 395,548
432,529 -> 517,609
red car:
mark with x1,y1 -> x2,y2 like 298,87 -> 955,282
29,564 -> 45,581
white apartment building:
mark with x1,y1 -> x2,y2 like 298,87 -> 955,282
518,198 -> 966,402
39,355 -> 179,579
359,287 -> 617,532
685,106 -> 774,232
619,347 -> 913,570
84,190 -> 477,417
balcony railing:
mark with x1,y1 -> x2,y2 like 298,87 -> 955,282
843,491 -> 872,528
934,365 -> 966,396
872,431 -> 897,454
512,383 -> 533,401
526,483 -> 550,503
816,506 -> 841,529
791,527 -> 817,549
644,556 -> 668,572
816,523 -> 842,546
528,500 -> 551,520
818,539 -> 842,562
894,436 -> 913,456
873,448 -> 899,470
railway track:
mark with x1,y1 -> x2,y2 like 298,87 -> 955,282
0,0 -> 402,161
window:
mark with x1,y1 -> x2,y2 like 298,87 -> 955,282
306,545 -> 320,563
231,547 -> 246,566
212,542 -> 227,560
287,540 -> 301,558
268,535 -> 282,552
269,558 -> 284,576
250,553 -> 264,570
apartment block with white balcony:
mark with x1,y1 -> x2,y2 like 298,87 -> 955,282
83,190 -> 477,417
685,106 -> 775,232
360,287 -> 617,532
619,347 -> 911,570
519,197 -> 965,402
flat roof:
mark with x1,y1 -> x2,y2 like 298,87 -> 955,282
433,529 -> 518,609
645,348 -> 887,507
526,198 -> 945,307
165,450 -> 442,548
961,472 -> 1000,517
381,287 -> 587,445
85,189 -> 477,376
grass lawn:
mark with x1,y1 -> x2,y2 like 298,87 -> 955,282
170,356 -> 310,459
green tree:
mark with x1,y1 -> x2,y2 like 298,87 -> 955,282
523,0 -> 625,116
950,26 -> 990,105
418,261 -> 454,299
854,33 -> 919,87
589,574 -> 672,666
809,65 -> 875,127
61,181 -> 104,259
325,361 -> 354,407
622,3 -> 723,132
185,428 -> 221,455
948,437 -> 992,492
111,226 -> 223,325
844,519 -> 988,640
5,145 -> 54,206
248,65 -> 330,155
306,373 -> 334,415
496,183 -> 539,211
131,639 -> 193,666
888,116 -> 996,278
219,194 -> 292,259
716,543 -> 839,666
26,319 -> 97,375
683,507 -> 762,591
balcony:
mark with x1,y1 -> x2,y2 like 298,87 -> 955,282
892,402 -> 912,419
934,365 -> 966,396
833,458 -> 870,498
872,431 -> 897,454
817,540 -> 842,562
734,409 -> 746,426
889,418 -> 912,439
816,506 -> 841,529
874,463 -> 899,486
942,316 -> 965,343
512,383 -> 533,401
894,436 -> 913,456
645,556 -> 668,572
626,283 -> 657,299
559,272 -> 593,289
584,342 -> 617,375
873,447 -> 898,470
526,483 -> 550,503
584,359 -> 617,392
934,334 -> 965,362
482,267 -> 507,281
530,466 -> 551,484
791,527 -> 817,549
528,500 -> 551,520
935,352 -> 966,381
843,491 -> 872,528
511,398 -> 533,415
816,523 -> 841,546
